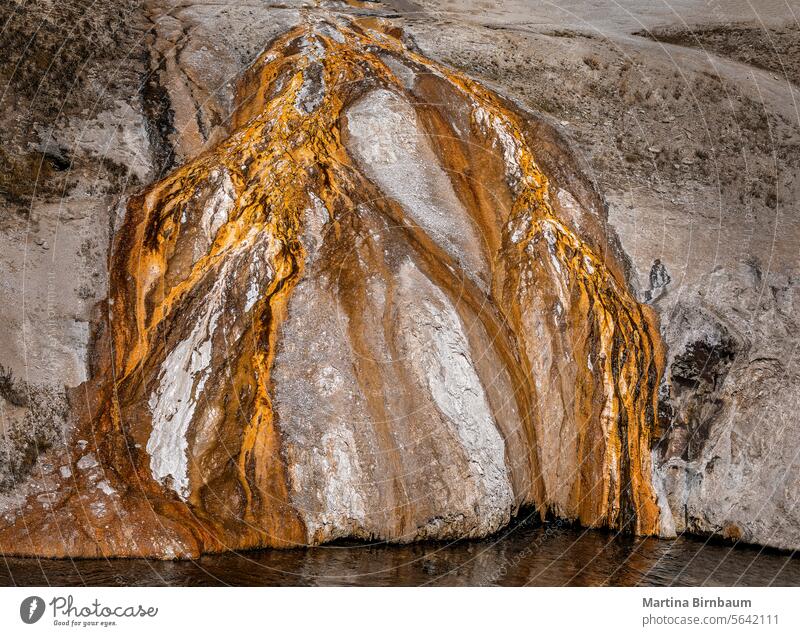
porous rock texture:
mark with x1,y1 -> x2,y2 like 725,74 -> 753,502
1,0 -> 798,557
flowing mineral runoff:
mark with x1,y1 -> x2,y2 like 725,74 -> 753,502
0,16 -> 664,558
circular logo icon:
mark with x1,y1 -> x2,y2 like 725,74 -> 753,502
20,596 -> 45,624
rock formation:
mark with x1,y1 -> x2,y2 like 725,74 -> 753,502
0,16 -> 666,557
403,1 -> 800,552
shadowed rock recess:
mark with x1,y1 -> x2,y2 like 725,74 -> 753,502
0,17 -> 666,558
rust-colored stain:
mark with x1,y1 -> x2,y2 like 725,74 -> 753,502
0,17 -> 664,558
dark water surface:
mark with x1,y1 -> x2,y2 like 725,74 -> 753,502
2,520 -> 798,586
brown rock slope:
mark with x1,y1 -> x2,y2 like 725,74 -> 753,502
0,17 -> 664,558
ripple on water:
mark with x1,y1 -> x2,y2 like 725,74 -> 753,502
1,519 -> 798,586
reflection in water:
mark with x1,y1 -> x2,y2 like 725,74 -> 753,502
2,518 -> 798,586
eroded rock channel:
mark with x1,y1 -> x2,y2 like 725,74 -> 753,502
0,17 -> 666,558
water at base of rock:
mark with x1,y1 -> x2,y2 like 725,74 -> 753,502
2,523 -> 797,587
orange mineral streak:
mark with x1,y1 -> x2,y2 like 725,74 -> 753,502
0,17 -> 664,558
373,24 -> 664,532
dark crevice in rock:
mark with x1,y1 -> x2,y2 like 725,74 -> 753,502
140,48 -> 177,178
0,366 -> 27,408
657,332 -> 737,463
642,258 -> 670,303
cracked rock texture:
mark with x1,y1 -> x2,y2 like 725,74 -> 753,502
1,0 -> 798,555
